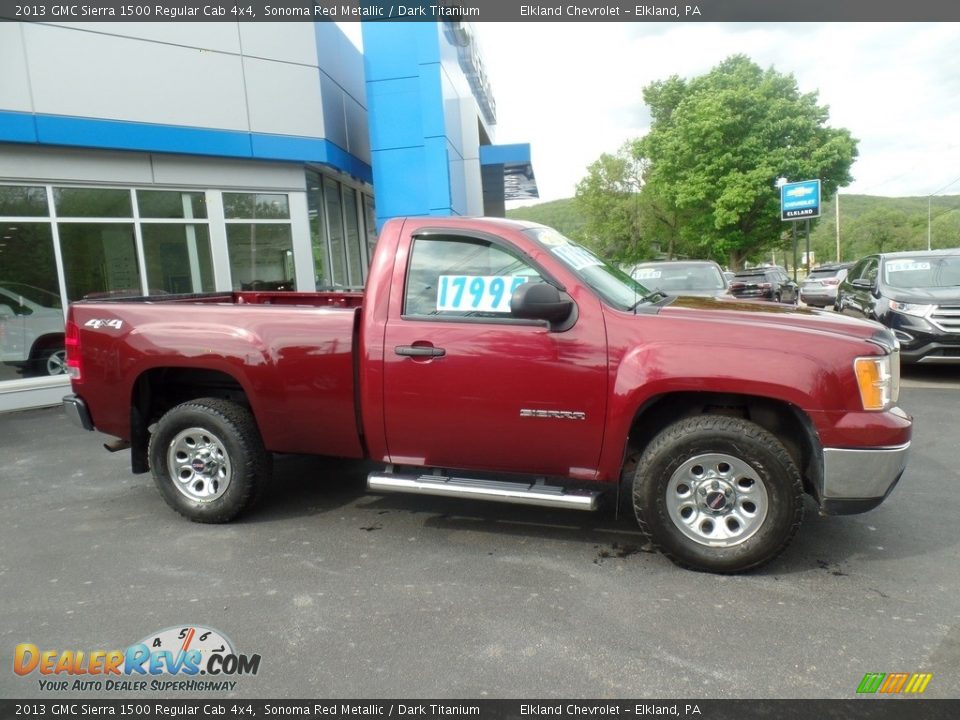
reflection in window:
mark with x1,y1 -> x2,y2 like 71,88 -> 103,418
363,194 -> 377,263
137,190 -> 207,219
323,178 -> 349,288
58,224 -> 140,301
223,193 -> 290,220
307,171 -> 330,289
142,225 -> 215,294
0,185 -> 49,216
54,188 -> 132,218
342,188 -> 364,287
0,222 -> 64,381
404,236 -> 540,318
226,224 -> 295,291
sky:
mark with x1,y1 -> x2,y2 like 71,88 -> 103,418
341,22 -> 960,207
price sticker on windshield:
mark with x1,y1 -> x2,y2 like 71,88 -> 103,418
551,245 -> 604,271
886,260 -> 931,273
633,268 -> 662,280
437,275 -> 529,313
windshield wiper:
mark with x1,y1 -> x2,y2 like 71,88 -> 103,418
630,290 -> 670,311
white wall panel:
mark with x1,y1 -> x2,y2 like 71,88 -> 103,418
319,73 -> 348,151
23,24 -> 250,131
243,58 -> 325,138
150,155 -> 307,191
43,22 -> 242,54
239,23 -> 318,67
0,145 -> 154,184
344,95 -> 370,164
0,24 -> 33,113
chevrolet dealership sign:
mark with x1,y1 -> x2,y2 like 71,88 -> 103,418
780,179 -> 821,221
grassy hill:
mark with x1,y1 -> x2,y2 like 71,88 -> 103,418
506,198 -> 584,238
508,193 -> 960,266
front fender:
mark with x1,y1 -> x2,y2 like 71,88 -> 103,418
597,342 -> 840,481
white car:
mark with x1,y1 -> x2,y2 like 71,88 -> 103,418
0,283 -> 67,376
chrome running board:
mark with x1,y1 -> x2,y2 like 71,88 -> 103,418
367,471 -> 601,511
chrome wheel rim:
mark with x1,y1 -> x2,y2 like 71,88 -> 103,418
167,427 -> 232,502
666,453 -> 769,547
46,350 -> 67,375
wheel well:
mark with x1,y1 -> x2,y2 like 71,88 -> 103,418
29,333 -> 65,359
625,392 -> 821,498
129,368 -> 250,474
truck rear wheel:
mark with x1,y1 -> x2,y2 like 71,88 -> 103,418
148,398 -> 270,523
631,415 -> 803,573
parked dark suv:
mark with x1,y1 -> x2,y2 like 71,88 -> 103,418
835,250 -> 960,363
729,266 -> 798,304
800,262 -> 854,308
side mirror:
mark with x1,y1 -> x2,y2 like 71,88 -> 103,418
511,282 -> 573,324
852,278 -> 873,289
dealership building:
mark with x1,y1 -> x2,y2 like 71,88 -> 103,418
0,20 -> 537,412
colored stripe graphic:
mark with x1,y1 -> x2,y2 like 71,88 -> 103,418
857,672 -> 932,694
904,673 -> 933,694
857,673 -> 885,693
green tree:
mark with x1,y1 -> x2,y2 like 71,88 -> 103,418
574,142 -> 647,264
844,207 -> 917,257
636,55 -> 858,269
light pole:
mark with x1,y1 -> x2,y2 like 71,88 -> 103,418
835,192 -> 841,262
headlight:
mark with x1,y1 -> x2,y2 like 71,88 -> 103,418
888,300 -> 932,317
854,353 -> 898,411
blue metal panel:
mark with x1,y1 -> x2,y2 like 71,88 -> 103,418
36,114 -> 253,157
0,110 -> 38,143
0,111 -> 372,184
480,143 -> 532,166
369,147 -> 429,221
366,77 -> 425,150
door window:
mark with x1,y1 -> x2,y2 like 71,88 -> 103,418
403,236 -> 542,319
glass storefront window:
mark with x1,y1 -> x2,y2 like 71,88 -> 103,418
137,190 -> 207,219
342,188 -> 364,287
323,178 -> 348,289
58,223 -> 140,300
0,185 -> 49,216
363,194 -> 377,262
142,224 -> 215,294
0,221 -> 64,381
223,193 -> 290,220
226,224 -> 295,291
306,172 -> 330,289
54,188 -> 132,218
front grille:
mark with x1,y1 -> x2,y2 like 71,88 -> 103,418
930,305 -> 960,334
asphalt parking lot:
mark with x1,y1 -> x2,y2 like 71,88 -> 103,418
2,365 -> 959,700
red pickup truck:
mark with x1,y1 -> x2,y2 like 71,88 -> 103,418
63,217 -> 911,573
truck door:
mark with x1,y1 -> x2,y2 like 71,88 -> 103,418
382,231 -> 607,480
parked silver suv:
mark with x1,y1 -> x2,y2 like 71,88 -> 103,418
800,263 -> 854,308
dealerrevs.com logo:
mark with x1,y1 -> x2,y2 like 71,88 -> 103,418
857,672 -> 933,695
13,625 -> 261,692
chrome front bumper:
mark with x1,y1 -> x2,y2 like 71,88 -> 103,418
819,442 -> 910,515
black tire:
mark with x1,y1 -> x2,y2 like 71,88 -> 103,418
774,292 -> 781,304
148,398 -> 270,523
631,415 -> 803,573
26,345 -> 66,377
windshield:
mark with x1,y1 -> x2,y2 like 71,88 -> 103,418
633,264 -> 725,291
523,227 -> 653,310
0,282 -> 62,309
807,268 -> 843,280
884,256 -> 960,288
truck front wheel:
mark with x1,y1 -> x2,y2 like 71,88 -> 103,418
631,415 -> 803,573
148,398 -> 270,523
